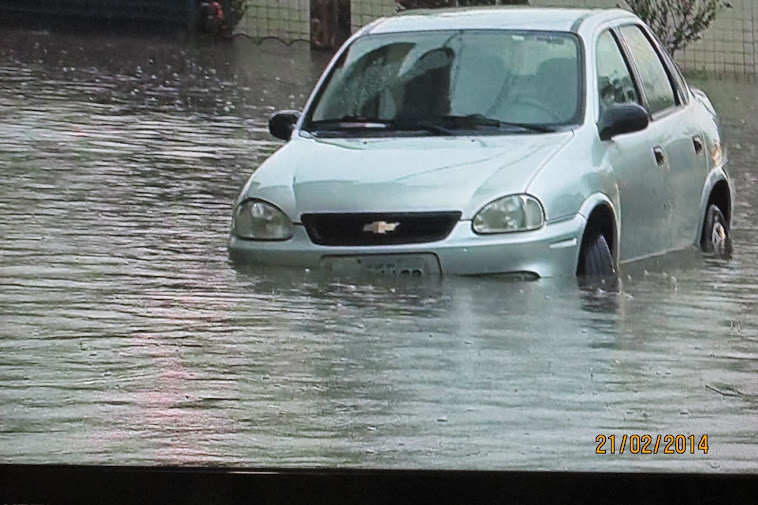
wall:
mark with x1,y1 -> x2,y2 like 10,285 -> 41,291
0,0 -> 196,26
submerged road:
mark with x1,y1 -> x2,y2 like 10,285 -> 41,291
0,28 -> 757,472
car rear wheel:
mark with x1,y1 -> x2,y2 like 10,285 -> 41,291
701,204 -> 732,258
577,232 -> 615,282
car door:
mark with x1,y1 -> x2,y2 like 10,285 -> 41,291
595,29 -> 671,262
617,24 -> 707,252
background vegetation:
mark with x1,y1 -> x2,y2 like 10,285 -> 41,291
223,0 -> 250,31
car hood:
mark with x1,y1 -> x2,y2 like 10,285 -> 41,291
243,132 -> 574,220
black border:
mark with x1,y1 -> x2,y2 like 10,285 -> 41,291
2,465 -> 758,505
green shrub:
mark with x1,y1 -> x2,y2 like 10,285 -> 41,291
222,0 -> 249,31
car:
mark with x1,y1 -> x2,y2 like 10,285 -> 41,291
228,6 -> 733,279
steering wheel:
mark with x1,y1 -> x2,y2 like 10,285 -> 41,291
502,95 -> 563,122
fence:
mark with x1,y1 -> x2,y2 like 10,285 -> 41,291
235,0 -> 758,75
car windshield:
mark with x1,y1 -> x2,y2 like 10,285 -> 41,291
306,29 -> 582,135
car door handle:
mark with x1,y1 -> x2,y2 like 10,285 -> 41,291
653,146 -> 666,166
693,135 -> 704,155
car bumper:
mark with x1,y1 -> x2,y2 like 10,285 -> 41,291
228,214 -> 586,277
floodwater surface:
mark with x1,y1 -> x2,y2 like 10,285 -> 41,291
1,29 -> 757,472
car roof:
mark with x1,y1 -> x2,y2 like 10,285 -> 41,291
364,7 -> 638,35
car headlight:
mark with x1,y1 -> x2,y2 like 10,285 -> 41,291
232,199 -> 294,240
472,194 -> 545,234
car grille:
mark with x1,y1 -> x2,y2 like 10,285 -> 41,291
301,211 -> 462,246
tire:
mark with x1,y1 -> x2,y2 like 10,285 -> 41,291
701,204 -> 732,259
577,232 -> 615,280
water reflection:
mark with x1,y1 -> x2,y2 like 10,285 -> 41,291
0,28 -> 757,472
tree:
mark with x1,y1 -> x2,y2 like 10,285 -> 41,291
221,0 -> 249,32
623,0 -> 732,57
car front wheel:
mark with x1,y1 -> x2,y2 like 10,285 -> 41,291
701,204 -> 732,258
577,232 -> 615,281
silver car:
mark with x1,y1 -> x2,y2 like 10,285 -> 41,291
228,7 -> 733,279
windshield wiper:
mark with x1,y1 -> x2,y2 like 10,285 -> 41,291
393,119 -> 454,136
309,116 -> 453,136
309,114 -> 555,135
310,116 -> 394,129
435,114 -> 557,133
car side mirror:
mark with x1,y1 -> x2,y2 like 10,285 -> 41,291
268,110 -> 300,141
598,103 -> 650,141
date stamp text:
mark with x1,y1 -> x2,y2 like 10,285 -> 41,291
595,434 -> 709,454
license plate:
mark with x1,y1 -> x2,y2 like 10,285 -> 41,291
321,254 -> 441,276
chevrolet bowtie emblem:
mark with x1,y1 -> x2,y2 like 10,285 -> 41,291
363,221 -> 400,234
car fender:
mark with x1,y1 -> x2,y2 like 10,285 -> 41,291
696,163 -> 734,240
575,192 -> 620,264
691,87 -> 718,121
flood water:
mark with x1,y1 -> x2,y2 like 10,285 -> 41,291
1,28 -> 757,472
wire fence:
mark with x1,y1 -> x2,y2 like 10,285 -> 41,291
235,0 -> 758,75
236,0 -> 310,43
350,0 -> 396,33
677,0 -> 756,76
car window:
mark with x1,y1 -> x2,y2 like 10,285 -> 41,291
618,24 -> 677,115
596,29 -> 640,115
668,56 -> 690,105
641,27 -> 690,105
307,30 -> 583,131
